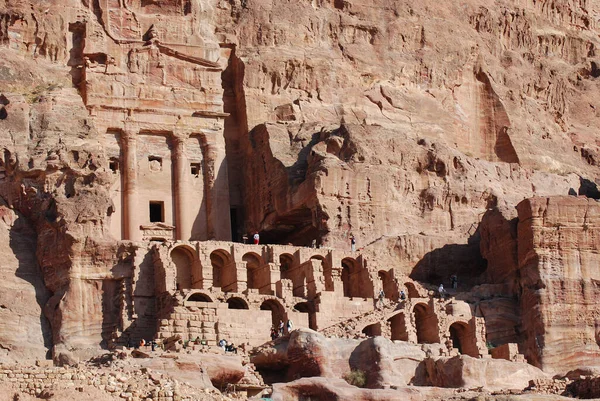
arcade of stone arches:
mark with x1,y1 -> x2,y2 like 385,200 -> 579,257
152,241 -> 488,357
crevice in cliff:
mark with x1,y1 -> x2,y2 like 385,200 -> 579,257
475,70 -> 520,164
222,45 -> 249,242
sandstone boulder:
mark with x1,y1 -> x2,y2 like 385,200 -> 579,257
421,355 -> 549,390
271,377 -> 454,401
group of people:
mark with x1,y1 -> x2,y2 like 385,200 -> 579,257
242,232 -> 261,244
218,339 -> 238,354
127,338 -> 157,351
376,289 -> 408,308
438,275 -> 458,298
270,319 -> 293,340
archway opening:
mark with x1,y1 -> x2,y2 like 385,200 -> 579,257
260,299 -> 285,327
341,257 -> 372,298
449,322 -> 479,357
405,282 -> 419,299
171,246 -> 194,290
341,264 -> 351,297
187,292 -> 212,302
311,255 -> 333,291
378,270 -> 395,299
280,253 -> 294,277
227,297 -> 249,310
362,323 -> 382,337
294,301 -> 316,330
414,303 -> 440,344
341,257 -> 358,297
388,312 -> 408,341
210,249 -> 233,291
243,252 -> 266,293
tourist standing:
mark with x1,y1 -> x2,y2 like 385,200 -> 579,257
278,320 -> 285,336
438,284 -> 446,299
378,289 -> 385,308
451,274 -> 458,289
399,290 -> 406,301
350,235 -> 356,252
253,232 -> 260,245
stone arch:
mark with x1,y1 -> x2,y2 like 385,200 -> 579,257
171,246 -> 198,290
260,299 -> 286,327
414,303 -> 440,344
279,253 -> 294,274
311,255 -> 333,291
243,252 -> 268,293
185,292 -> 213,302
388,312 -> 408,341
293,270 -> 307,298
294,301 -> 316,330
449,321 -> 479,357
227,297 -> 249,310
378,270 -> 395,299
341,257 -> 372,298
405,282 -> 419,298
362,322 -> 382,337
210,249 -> 235,292
280,253 -> 308,298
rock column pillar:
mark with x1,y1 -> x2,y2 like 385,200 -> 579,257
172,132 -> 191,241
121,128 -> 141,241
202,131 -> 231,240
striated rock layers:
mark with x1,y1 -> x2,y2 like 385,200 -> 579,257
516,196 -> 600,374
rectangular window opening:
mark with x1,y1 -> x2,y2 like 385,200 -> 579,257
149,201 -> 164,223
190,162 -> 201,176
148,156 -> 163,171
109,157 -> 119,173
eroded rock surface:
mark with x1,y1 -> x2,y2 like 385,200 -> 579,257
0,0 -> 599,395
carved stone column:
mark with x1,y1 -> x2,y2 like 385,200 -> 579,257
171,132 -> 191,240
201,139 -> 217,239
201,132 -> 232,240
121,128 -> 141,241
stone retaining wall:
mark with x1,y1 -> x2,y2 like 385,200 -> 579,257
0,364 -> 200,401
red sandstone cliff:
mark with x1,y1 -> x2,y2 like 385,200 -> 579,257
0,0 -> 599,379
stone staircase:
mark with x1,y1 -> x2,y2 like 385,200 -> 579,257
320,301 -> 403,339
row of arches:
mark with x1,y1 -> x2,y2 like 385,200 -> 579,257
171,246 -> 375,298
360,304 -> 478,357
184,292 -> 316,329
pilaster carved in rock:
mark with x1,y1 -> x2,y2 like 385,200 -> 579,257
171,131 -> 191,241
120,126 -> 141,241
